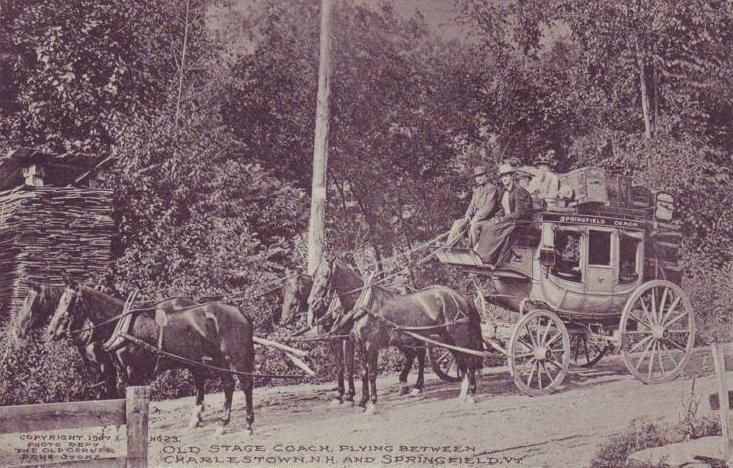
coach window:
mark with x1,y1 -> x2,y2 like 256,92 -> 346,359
618,234 -> 641,283
552,230 -> 582,281
588,230 -> 612,266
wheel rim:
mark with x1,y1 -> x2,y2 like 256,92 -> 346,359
620,280 -> 695,384
569,332 -> 608,368
428,346 -> 461,383
509,310 -> 570,396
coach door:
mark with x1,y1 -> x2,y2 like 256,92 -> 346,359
584,228 -> 615,294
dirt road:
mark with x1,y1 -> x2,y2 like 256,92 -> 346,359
0,348 -> 715,468
142,348 -> 715,468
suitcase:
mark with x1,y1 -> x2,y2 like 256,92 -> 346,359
631,185 -> 653,208
561,167 -> 608,205
606,174 -> 632,207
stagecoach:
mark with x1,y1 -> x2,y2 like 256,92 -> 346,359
433,168 -> 694,396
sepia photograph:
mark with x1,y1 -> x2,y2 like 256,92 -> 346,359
0,0 -> 731,466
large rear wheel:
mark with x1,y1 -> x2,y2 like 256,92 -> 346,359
508,309 -> 570,396
620,280 -> 695,384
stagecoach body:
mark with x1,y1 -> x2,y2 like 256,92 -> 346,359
435,170 -> 695,396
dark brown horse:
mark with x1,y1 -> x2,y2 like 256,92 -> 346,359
351,285 -> 484,413
14,282 -> 121,399
46,279 -> 256,434
306,258 -> 430,407
308,260 -> 483,411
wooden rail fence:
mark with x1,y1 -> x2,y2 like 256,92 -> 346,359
0,386 -> 149,468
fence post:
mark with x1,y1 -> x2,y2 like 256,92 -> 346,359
125,386 -> 150,468
711,343 -> 733,466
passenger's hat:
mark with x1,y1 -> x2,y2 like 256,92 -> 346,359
498,163 -> 516,176
472,165 -> 487,177
535,150 -> 557,167
515,169 -> 532,180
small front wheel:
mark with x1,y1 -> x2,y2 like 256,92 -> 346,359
508,309 -> 570,396
428,346 -> 461,383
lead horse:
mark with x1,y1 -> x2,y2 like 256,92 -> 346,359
306,257 -> 482,412
14,282 -> 121,399
46,278 -> 256,434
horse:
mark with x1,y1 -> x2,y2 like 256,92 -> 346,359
307,257 -> 484,412
277,268 -> 313,326
46,278 -> 256,434
14,282 -> 121,399
306,258 -> 431,407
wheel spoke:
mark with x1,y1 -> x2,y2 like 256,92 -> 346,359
513,352 -> 535,360
659,296 -> 682,327
537,362 -> 543,390
647,341 -> 658,380
657,341 -> 666,378
541,361 -> 554,383
546,333 -> 563,347
659,340 -> 681,369
633,338 -> 656,371
659,287 -> 669,322
525,360 -> 537,388
627,334 -> 654,354
547,357 -> 563,370
526,323 -> 538,347
535,318 -> 544,348
541,320 -> 552,345
650,289 -> 658,325
639,297 -> 654,325
517,338 -> 534,353
629,310 -> 655,330
662,337 -> 687,352
662,308 -> 689,329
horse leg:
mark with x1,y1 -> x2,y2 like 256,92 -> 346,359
217,369 -> 236,435
330,341 -> 345,407
465,359 -> 478,405
241,374 -> 255,435
96,348 -> 119,399
187,369 -> 207,429
411,347 -> 426,397
344,339 -> 356,403
365,345 -> 379,415
397,347 -> 415,395
356,340 -> 370,411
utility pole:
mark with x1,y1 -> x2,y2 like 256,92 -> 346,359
307,0 -> 334,275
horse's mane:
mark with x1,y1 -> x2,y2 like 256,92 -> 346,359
37,285 -> 66,310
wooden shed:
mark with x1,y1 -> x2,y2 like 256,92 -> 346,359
0,149 -> 114,322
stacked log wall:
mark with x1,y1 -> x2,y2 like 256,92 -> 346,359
0,186 -> 113,323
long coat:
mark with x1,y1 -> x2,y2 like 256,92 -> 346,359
474,184 -> 532,265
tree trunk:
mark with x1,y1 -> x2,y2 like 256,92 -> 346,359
636,44 -> 652,139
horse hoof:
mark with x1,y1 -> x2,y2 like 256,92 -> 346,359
398,385 -> 410,396
365,403 -> 377,415
464,395 -> 476,405
186,419 -> 200,430
246,427 -> 254,436
355,405 -> 366,414
327,399 -> 342,408
409,388 -> 422,397
215,425 -> 227,436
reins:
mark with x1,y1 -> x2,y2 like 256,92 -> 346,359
64,274 -> 297,337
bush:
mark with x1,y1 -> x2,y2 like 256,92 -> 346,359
590,380 -> 721,467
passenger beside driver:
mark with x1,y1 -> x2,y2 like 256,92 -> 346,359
521,150 -> 573,208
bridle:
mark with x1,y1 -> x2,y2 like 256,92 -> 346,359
307,259 -> 334,325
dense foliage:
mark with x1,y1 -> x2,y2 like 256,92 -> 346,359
0,0 -> 730,404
